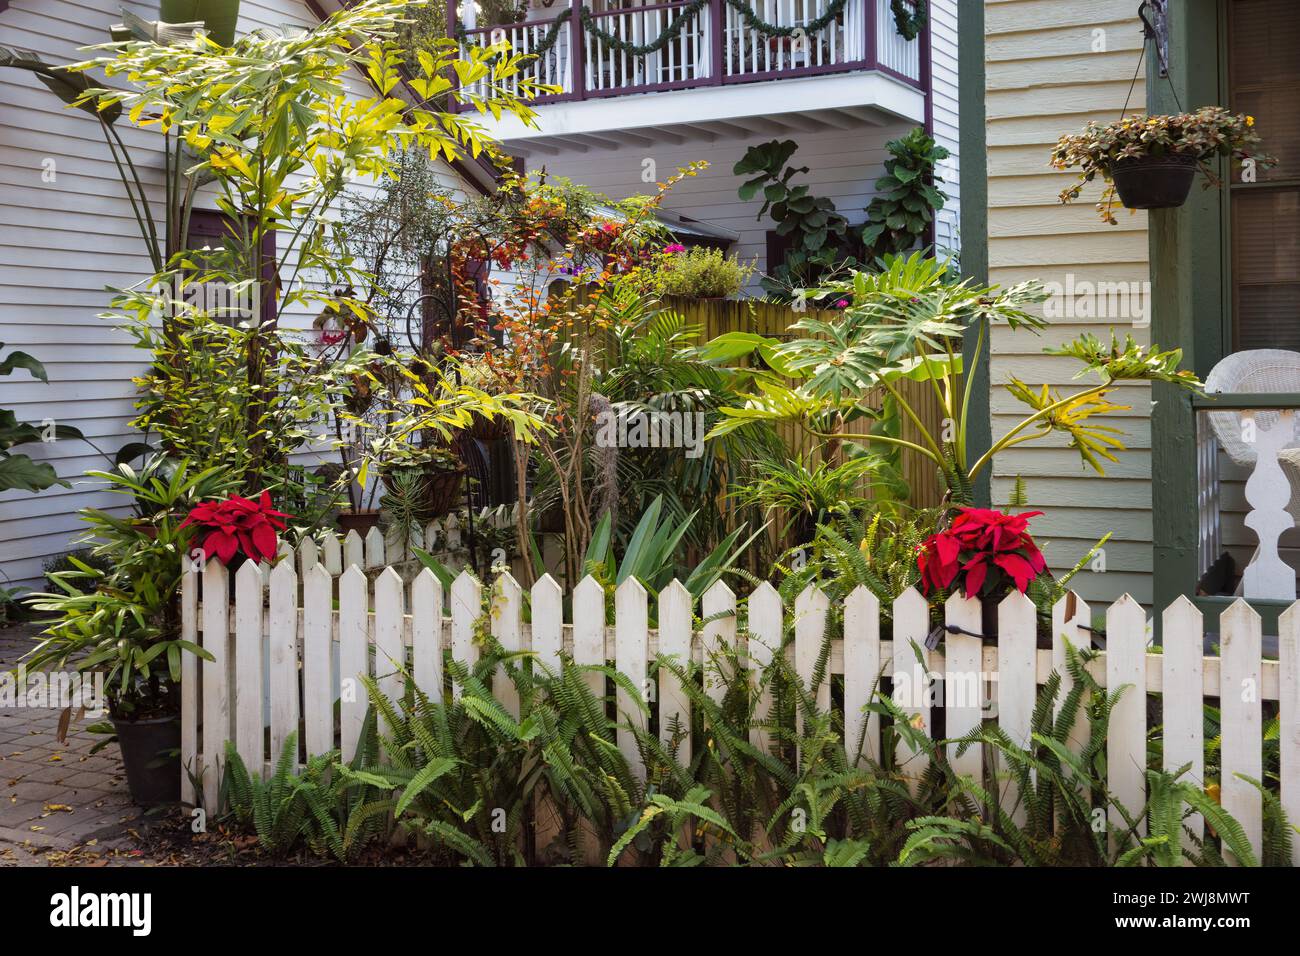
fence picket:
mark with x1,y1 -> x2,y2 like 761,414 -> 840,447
747,581 -> 782,754
1162,595 -> 1204,847
615,578 -> 649,780
234,562 -> 264,777
298,536 -> 318,576
302,563 -> 334,758
200,561 -> 229,809
702,581 -> 736,705
365,526 -> 386,569
892,587 -> 930,791
1051,592 -> 1091,758
268,561 -> 299,769
1107,594 -> 1147,840
998,591 -> 1036,823
844,586 -> 880,765
411,569 -> 444,703
320,533 -> 342,575
658,580 -> 693,762
1220,599 -> 1262,863
180,563 -> 198,806
338,565 -> 369,762
531,574 -> 563,674
943,594 -> 983,779
492,574 -> 524,719
343,529 -> 365,569
573,576 -> 606,701
374,568 -> 406,747
1280,602 -> 1300,866
794,586 -> 830,737
451,571 -> 481,695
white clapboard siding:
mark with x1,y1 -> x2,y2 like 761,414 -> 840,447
180,558 -> 1295,863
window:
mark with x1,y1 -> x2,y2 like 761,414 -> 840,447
186,210 -> 278,326
1227,0 -> 1300,352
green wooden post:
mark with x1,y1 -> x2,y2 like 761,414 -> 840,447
958,0 -> 990,508
1149,0 -> 1228,621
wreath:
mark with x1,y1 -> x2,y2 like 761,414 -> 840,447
890,0 -> 927,41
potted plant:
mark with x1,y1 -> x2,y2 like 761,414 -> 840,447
1051,106 -> 1274,223
24,460 -> 237,805
917,507 -> 1047,641
384,444 -> 467,520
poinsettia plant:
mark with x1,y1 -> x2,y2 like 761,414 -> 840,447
918,507 -> 1046,599
180,491 -> 290,565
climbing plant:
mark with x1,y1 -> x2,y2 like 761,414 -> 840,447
734,139 -> 859,299
862,127 -> 948,257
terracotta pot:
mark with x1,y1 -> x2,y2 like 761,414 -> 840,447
1111,153 -> 1197,210
337,509 -> 381,536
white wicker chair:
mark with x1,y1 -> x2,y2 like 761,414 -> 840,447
1203,351 -> 1300,597
1204,350 -> 1300,523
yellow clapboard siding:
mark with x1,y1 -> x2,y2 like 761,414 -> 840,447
985,0 -> 1152,606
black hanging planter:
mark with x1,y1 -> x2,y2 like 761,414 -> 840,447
1110,152 -> 1197,210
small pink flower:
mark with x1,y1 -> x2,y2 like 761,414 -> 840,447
835,299 -> 849,308
663,243 -> 686,254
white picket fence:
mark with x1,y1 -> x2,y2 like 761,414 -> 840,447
179,550 -> 1300,865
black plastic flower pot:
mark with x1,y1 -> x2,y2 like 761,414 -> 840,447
1110,153 -> 1197,210
112,714 -> 181,806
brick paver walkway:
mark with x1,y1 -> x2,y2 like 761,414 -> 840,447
0,624 -> 142,864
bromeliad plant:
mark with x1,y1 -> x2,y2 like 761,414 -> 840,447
704,252 -> 1202,505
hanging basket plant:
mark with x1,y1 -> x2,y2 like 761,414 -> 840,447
1051,107 -> 1275,224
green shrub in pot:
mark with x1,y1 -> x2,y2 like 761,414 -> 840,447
24,460 -> 235,804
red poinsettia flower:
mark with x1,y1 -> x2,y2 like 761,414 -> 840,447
180,490 -> 291,565
917,507 -> 1047,599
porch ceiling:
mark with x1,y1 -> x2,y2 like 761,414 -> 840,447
492,72 -> 923,158
506,105 -> 896,158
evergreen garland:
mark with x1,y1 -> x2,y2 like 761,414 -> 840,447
890,0 -> 927,41
458,0 -> 919,62
722,0 -> 850,39
578,0 -> 710,56
457,9 -> 572,59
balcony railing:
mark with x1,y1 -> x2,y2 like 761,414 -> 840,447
1195,392 -> 1300,603
452,0 -> 926,105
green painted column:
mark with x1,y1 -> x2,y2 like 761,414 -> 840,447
1149,0 -> 1227,618
959,0 -> 990,508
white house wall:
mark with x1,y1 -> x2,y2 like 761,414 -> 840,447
0,0 -> 474,588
